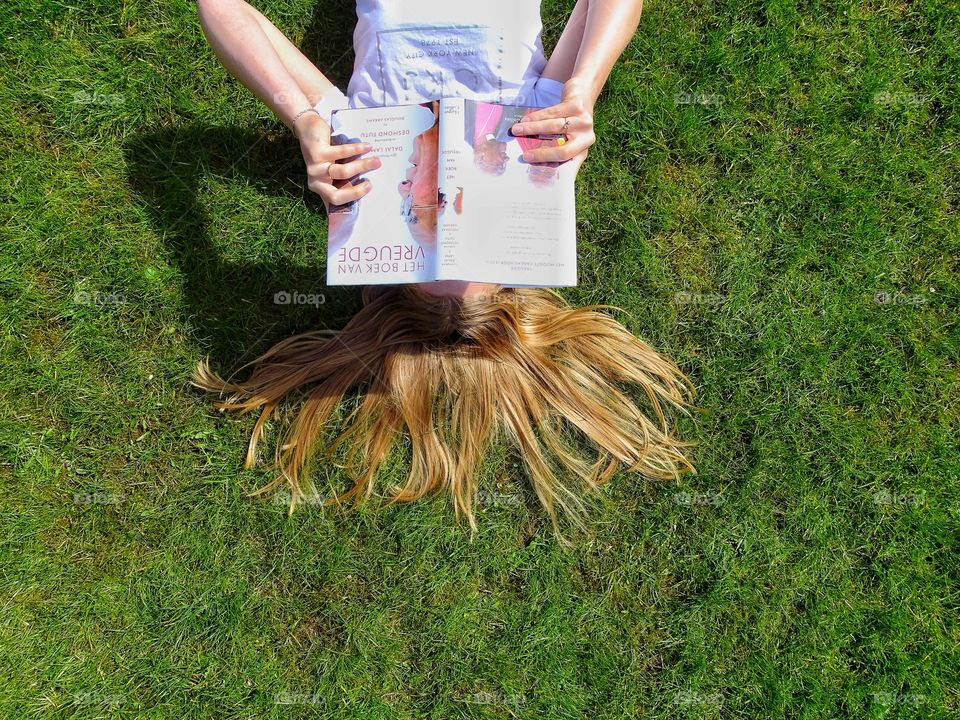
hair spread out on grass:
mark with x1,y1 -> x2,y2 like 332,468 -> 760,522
192,285 -> 696,534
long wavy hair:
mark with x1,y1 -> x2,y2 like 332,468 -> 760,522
192,285 -> 697,533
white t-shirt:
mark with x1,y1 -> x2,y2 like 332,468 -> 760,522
314,0 -> 564,118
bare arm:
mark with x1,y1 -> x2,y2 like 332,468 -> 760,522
197,0 -> 332,129
513,0 -> 645,165
196,0 -> 379,206
538,0 -> 589,87
549,0 -> 644,106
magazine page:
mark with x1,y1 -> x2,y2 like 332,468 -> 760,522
326,101 -> 441,286
435,98 -> 577,287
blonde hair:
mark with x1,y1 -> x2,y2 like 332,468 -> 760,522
192,285 -> 696,534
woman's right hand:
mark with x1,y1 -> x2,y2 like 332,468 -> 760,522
294,112 -> 382,209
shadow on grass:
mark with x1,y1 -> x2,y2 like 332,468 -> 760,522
125,125 -> 364,369
122,0 -> 361,371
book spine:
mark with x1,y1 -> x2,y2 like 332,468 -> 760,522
436,98 -> 464,280
437,99 -> 447,275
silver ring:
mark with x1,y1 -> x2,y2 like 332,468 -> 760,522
561,117 -> 571,134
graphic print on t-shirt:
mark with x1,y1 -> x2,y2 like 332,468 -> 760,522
375,25 -> 506,106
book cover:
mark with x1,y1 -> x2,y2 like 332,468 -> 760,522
327,98 -> 576,287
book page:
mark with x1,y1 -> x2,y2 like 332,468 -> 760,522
326,102 -> 440,286
436,99 -> 577,287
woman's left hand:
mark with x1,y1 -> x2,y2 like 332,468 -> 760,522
511,80 -> 596,171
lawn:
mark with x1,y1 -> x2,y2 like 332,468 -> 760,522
1,0 -> 958,718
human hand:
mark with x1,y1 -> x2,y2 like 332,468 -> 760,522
510,79 -> 596,167
294,111 -> 382,209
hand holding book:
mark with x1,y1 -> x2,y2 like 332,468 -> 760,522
294,111 -> 382,208
510,80 -> 595,174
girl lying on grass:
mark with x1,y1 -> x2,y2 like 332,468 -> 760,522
193,0 -> 696,534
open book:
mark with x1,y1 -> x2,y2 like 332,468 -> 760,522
326,98 -> 577,287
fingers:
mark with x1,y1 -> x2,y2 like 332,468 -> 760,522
326,155 -> 382,181
511,101 -> 595,165
512,115 -> 561,136
513,102 -> 573,125
326,180 -> 372,206
310,177 -> 372,206
326,141 -> 374,160
522,132 -> 595,164
512,115 -> 589,137
300,133 -> 380,206
512,118 -> 557,137
307,150 -> 381,205
303,141 -> 373,167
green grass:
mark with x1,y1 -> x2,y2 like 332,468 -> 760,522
2,0 -> 958,717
